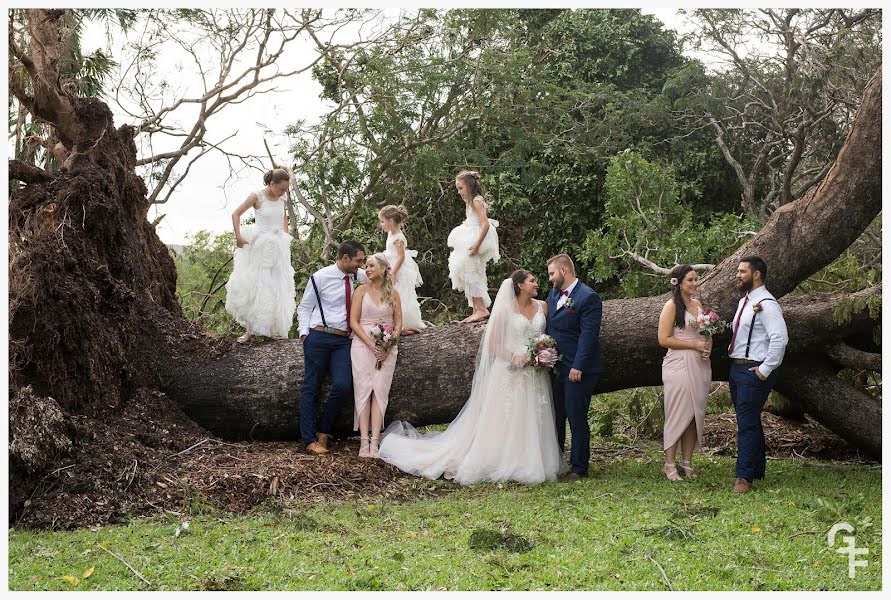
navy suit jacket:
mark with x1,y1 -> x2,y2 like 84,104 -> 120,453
546,281 -> 603,375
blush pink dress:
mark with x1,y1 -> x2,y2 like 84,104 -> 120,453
661,310 -> 711,450
351,291 -> 399,430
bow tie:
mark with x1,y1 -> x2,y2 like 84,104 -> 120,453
559,289 -> 569,297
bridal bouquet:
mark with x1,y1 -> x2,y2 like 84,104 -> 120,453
368,322 -> 399,369
526,334 -> 562,372
690,309 -> 728,337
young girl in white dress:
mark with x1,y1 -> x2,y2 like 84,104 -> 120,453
378,204 -> 426,334
225,167 -> 295,343
448,169 -> 500,323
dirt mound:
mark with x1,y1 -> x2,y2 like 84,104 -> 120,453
10,389 -> 426,530
702,411 -> 868,462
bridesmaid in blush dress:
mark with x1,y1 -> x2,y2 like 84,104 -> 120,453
657,264 -> 712,481
350,253 -> 402,458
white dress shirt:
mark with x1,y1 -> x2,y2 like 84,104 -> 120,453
729,285 -> 789,377
297,264 -> 368,337
556,279 -> 579,310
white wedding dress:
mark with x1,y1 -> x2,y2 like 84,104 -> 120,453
384,231 -> 426,330
378,279 -> 564,484
447,196 -> 500,307
224,188 -> 296,338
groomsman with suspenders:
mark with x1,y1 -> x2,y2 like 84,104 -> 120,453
727,256 -> 788,494
296,240 -> 368,454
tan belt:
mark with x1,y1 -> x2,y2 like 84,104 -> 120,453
732,358 -> 760,365
311,325 -> 350,337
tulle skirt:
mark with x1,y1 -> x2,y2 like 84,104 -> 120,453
225,225 -> 296,338
447,220 -> 500,307
378,361 -> 563,485
391,249 -> 426,330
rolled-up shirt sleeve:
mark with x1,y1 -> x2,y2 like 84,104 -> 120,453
297,277 -> 317,338
758,302 -> 788,378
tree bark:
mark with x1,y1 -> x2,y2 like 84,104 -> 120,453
164,288 -> 881,457
774,358 -> 881,457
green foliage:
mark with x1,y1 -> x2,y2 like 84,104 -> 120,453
172,231 -> 239,336
590,387 -> 666,441
581,150 -> 760,297
290,9 -> 737,312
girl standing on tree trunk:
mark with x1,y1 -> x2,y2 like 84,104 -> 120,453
379,204 -> 426,333
447,169 -> 500,323
225,167 -> 295,343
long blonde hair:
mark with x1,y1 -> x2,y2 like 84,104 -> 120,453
369,253 -> 397,309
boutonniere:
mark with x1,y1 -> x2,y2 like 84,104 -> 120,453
564,297 -> 575,310
752,302 -> 764,314
351,274 -> 360,287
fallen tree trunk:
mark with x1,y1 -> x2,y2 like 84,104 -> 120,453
164,287 -> 881,457
774,358 -> 881,458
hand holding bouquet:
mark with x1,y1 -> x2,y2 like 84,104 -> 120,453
368,322 -> 399,369
526,334 -> 561,372
690,309 -> 728,337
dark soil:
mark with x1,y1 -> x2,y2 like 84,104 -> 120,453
10,387 -> 869,531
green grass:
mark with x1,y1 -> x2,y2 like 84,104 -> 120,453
8,454 -> 881,591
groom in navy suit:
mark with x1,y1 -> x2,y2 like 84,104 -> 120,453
545,254 -> 603,481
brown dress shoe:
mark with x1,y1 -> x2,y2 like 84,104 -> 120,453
732,478 -> 751,494
306,441 -> 329,455
316,432 -> 331,449
559,472 -> 585,482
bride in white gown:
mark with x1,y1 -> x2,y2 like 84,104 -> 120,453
378,271 -> 564,484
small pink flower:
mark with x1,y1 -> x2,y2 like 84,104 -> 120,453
670,277 -> 678,286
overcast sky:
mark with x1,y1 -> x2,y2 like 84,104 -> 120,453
81,8 -> 692,246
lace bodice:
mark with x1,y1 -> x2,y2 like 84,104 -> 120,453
254,188 -> 285,233
509,301 -> 546,354
385,231 -> 416,258
463,196 -> 489,226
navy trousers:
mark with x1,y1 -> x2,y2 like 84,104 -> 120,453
729,361 -> 779,481
299,329 -> 353,445
552,364 -> 600,476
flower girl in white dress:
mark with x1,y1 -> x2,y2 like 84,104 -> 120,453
448,169 -> 500,323
379,204 -> 426,333
225,167 -> 295,343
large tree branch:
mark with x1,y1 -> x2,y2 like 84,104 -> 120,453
8,159 -> 53,184
825,342 -> 881,372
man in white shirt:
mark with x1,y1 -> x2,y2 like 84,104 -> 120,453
727,256 -> 789,494
296,240 -> 368,454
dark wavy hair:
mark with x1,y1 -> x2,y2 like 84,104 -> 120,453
740,255 -> 768,282
670,264 -> 695,329
511,269 -> 532,296
337,240 -> 365,259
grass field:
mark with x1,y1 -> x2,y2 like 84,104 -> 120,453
8,451 -> 881,591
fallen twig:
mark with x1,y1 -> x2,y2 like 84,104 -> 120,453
647,554 -> 673,591
96,543 -> 152,587
169,438 -> 211,458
